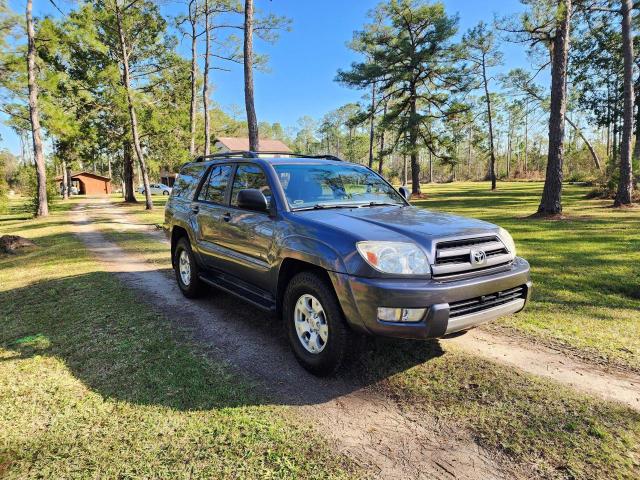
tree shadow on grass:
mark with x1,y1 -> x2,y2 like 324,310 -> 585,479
0,271 -> 445,412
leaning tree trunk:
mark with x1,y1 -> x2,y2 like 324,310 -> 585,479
189,0 -> 198,157
244,0 -> 259,151
615,0 -> 635,206
482,55 -> 497,190
203,0 -> 211,156
115,1 -> 152,210
564,115 -> 602,170
26,0 -> 48,217
538,0 -> 571,216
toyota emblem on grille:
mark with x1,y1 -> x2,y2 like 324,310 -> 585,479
470,249 -> 487,265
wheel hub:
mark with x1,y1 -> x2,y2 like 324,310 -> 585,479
294,294 -> 328,354
179,250 -> 191,286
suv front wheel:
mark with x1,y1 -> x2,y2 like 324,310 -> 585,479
283,271 -> 351,376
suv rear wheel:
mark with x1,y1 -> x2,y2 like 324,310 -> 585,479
173,237 -> 204,298
283,271 -> 351,376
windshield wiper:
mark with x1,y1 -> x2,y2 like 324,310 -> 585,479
293,203 -> 363,211
361,202 -> 404,208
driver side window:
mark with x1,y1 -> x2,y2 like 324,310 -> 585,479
230,164 -> 272,208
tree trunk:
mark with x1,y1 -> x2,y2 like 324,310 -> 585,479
378,101 -> 387,174
615,0 -> 634,206
189,0 -> 198,157
203,0 -> 211,156
244,0 -> 259,151
115,0 -> 152,209
633,78 -> 640,162
409,94 -> 421,194
524,100 -> 529,173
467,126 -> 472,178
538,0 -> 571,216
62,158 -> 69,199
482,55 -> 497,190
123,140 -> 136,202
26,0 -> 48,217
368,82 -> 376,168
429,149 -> 433,183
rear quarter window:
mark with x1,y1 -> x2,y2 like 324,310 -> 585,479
172,163 -> 207,200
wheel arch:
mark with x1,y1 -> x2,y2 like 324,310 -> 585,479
170,225 -> 190,267
276,258 -> 333,317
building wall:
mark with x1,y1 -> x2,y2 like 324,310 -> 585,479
76,174 -> 111,195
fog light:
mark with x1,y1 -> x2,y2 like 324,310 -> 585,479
377,307 -> 426,322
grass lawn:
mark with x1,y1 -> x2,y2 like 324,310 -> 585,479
0,200 -> 357,479
412,181 -> 640,371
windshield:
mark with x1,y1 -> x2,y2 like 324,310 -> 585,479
273,163 -> 405,210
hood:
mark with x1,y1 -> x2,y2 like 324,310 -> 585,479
295,205 -> 500,249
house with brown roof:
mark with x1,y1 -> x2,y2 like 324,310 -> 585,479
215,137 -> 292,155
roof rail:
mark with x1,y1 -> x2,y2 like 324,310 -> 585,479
194,151 -> 344,162
195,151 -> 258,162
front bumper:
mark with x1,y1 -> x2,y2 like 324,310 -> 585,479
329,257 -> 531,340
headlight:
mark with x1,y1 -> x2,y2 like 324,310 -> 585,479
498,228 -> 517,256
356,241 -> 430,275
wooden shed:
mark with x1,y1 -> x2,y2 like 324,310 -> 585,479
56,171 -> 112,195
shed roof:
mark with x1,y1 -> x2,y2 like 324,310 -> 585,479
55,171 -> 112,181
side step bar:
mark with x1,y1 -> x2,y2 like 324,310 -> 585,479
198,271 -> 276,312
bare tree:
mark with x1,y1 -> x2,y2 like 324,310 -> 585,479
615,0 -> 635,206
464,22 -> 502,190
114,0 -> 153,209
184,0 -> 200,157
244,0 -> 259,151
203,0 -> 212,156
26,0 -> 48,216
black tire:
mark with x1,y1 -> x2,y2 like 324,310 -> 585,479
283,271 -> 351,376
173,237 -> 204,298
163,190 -> 169,196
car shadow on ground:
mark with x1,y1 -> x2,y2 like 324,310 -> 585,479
1,270 -> 445,412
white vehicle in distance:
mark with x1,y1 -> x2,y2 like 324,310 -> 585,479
139,183 -> 172,195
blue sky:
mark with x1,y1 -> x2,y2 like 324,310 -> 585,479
2,0 -> 531,156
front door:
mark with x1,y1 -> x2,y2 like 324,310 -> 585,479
215,163 -> 276,291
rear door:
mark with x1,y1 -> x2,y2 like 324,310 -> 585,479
214,163 -> 276,291
191,163 -> 234,269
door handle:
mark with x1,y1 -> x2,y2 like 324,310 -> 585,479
222,212 -> 231,222
191,204 -> 199,214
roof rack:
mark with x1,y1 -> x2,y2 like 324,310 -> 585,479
195,151 -> 344,162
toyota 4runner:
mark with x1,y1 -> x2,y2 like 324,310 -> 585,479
165,151 -> 532,375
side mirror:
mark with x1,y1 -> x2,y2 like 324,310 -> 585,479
398,186 -> 412,202
237,188 -> 269,212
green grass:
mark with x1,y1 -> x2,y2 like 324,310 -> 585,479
358,339 -> 640,478
0,200 -> 357,479
412,182 -> 640,371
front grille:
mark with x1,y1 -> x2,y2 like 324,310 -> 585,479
432,235 -> 513,280
449,286 -> 526,318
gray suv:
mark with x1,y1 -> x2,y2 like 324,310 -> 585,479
165,152 -> 531,375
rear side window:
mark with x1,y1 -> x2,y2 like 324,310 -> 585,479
172,163 -> 207,199
199,165 -> 233,204
230,164 -> 272,208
